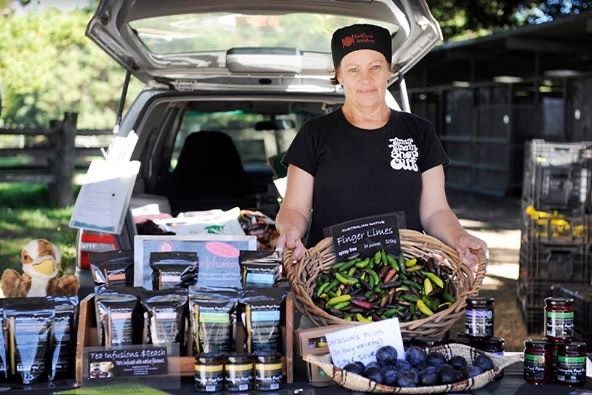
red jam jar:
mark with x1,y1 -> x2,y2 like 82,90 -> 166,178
554,342 -> 587,386
544,297 -> 574,342
523,339 -> 553,385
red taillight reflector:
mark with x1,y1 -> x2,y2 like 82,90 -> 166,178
78,231 -> 120,270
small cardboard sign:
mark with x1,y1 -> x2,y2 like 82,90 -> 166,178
323,213 -> 401,260
324,319 -> 405,368
84,344 -> 179,389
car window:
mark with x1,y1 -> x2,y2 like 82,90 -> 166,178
131,13 -> 398,55
172,110 -> 304,171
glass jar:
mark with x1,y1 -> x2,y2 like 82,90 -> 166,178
471,337 -> 505,380
254,351 -> 284,391
194,353 -> 225,393
523,339 -> 553,385
554,342 -> 586,386
465,297 -> 494,340
412,337 -> 446,349
224,353 -> 254,392
544,297 -> 574,342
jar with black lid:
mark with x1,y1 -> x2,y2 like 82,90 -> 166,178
470,336 -> 505,355
523,339 -> 553,385
554,342 -> 586,386
544,297 -> 574,342
224,353 -> 254,392
254,351 -> 284,391
465,297 -> 494,340
194,353 -> 225,393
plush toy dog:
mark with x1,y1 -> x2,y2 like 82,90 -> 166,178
0,239 -> 79,297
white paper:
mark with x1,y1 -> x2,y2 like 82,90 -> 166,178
69,159 -> 140,234
273,177 -> 287,198
325,318 -> 405,368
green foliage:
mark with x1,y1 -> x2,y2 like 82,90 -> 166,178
0,183 -> 76,274
0,7 -> 142,129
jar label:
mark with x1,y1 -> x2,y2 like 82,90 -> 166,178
555,355 -> 586,384
523,353 -> 546,381
545,311 -> 574,338
465,309 -> 493,337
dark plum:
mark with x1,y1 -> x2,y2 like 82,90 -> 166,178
419,366 -> 439,386
396,369 -> 419,387
405,346 -> 427,367
395,359 -> 412,371
354,361 -> 366,371
381,366 -> 398,386
426,351 -> 447,368
343,362 -> 364,376
375,345 -> 398,367
463,365 -> 483,378
473,354 -> 495,371
365,361 -> 380,370
439,364 -> 462,384
448,355 -> 468,370
364,366 -> 384,384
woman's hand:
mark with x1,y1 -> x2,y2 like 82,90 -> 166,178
455,232 -> 488,275
276,229 -> 306,263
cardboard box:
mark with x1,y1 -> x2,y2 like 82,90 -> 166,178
76,292 -> 294,384
295,324 -> 353,386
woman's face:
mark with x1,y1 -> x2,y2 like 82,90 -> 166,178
337,49 -> 391,110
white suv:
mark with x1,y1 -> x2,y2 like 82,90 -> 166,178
75,0 -> 443,288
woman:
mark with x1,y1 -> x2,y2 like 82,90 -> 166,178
276,24 -> 486,272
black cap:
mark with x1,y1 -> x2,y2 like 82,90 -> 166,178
331,24 -> 392,68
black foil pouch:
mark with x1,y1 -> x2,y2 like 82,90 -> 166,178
239,250 -> 281,288
0,299 -> 9,383
48,296 -> 78,382
240,287 -> 288,354
141,288 -> 188,355
150,251 -> 199,290
4,297 -> 54,386
90,250 -> 134,287
189,287 -> 238,354
95,286 -> 142,346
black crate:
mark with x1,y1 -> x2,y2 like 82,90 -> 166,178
516,278 -> 562,309
523,165 -> 592,212
520,305 -> 545,335
522,140 -> 592,211
521,211 -> 590,245
551,284 -> 592,340
518,241 -> 590,282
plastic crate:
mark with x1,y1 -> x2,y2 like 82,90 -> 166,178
516,277 -> 558,309
518,241 -> 590,283
551,284 -> 592,341
520,305 -> 544,335
521,212 -> 590,245
522,140 -> 592,211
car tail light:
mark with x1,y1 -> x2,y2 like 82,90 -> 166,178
77,230 -> 120,270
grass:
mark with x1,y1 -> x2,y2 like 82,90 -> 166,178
0,183 -> 77,275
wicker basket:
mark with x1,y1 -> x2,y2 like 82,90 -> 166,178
303,343 -> 522,394
285,229 -> 487,338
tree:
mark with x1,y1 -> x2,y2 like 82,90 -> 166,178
0,8 -> 141,128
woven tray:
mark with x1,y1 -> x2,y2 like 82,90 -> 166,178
285,230 -> 487,338
303,343 -> 522,394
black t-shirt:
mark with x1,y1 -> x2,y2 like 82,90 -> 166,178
282,108 -> 449,248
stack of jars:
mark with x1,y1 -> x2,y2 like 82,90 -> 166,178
523,297 -> 586,386
464,297 -> 505,355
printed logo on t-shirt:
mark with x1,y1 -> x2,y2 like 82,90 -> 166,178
388,137 -> 418,171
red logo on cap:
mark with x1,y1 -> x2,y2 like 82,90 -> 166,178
342,35 -> 354,47
342,32 -> 375,48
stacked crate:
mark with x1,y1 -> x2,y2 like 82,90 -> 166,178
518,139 -> 592,333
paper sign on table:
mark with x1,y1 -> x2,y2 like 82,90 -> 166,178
325,318 -> 405,368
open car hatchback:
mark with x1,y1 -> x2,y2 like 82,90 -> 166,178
75,0 -> 443,289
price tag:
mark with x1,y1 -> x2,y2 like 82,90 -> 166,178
323,212 -> 401,260
325,318 -> 405,368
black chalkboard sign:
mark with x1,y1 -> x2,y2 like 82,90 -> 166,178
87,346 -> 168,380
323,213 -> 401,260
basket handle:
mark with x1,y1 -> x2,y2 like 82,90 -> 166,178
468,248 -> 488,296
